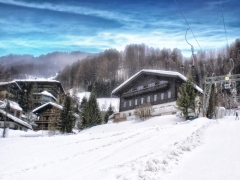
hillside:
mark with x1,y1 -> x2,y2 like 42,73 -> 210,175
56,39 -> 240,97
1,116 -> 239,180
0,51 -> 91,79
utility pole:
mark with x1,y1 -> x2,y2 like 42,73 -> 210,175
2,82 -> 9,138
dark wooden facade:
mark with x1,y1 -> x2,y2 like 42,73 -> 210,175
32,103 -> 62,131
112,71 -> 186,114
0,80 -> 65,109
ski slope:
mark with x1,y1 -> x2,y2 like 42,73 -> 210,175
0,116 -> 240,180
164,116 -> 240,180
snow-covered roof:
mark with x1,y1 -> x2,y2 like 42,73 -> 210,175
32,102 -> 63,113
0,100 -> 22,111
0,79 -> 66,94
112,69 -> 203,94
0,109 -> 32,129
21,114 -> 26,118
33,91 -> 57,101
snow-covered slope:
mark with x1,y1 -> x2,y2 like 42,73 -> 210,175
2,116 -> 240,180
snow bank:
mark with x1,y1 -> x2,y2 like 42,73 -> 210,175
0,129 -> 43,138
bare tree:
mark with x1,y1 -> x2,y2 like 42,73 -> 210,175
134,103 -> 153,120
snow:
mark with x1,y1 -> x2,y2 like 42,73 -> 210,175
74,91 -> 91,101
32,102 -> 63,113
1,115 -> 240,180
164,116 -> 240,180
98,98 -> 119,112
112,69 -> 203,95
33,91 -> 57,101
0,129 -> 43,138
71,91 -> 120,112
0,109 -> 32,129
0,100 -> 22,111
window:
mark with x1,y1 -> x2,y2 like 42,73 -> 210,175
43,95 -> 50,102
161,93 -> 164,100
141,97 -> 144,104
137,86 -> 143,90
129,100 -> 132,106
123,102 -> 126,107
148,83 -> 155,87
160,80 -> 168,84
147,96 -> 150,103
168,91 -> 171,98
16,111 -> 20,118
154,94 -> 157,101
129,113 -> 131,116
123,113 -> 126,117
135,99 -> 138,105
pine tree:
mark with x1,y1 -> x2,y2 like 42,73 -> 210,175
104,104 -> 114,123
207,84 -> 218,119
88,88 -> 102,126
80,96 -> 87,110
81,88 -> 102,128
60,95 -> 76,133
177,78 -> 197,120
81,99 -> 90,128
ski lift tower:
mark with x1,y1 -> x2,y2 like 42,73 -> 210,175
202,58 -> 240,116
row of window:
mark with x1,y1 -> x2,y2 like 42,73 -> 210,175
130,81 -> 168,92
123,91 -> 172,108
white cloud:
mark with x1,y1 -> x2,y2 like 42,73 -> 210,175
0,0 -> 135,23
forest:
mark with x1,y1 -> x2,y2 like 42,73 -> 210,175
56,39 -> 240,97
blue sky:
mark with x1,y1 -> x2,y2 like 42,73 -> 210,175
0,0 -> 239,57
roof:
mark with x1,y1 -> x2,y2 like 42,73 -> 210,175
0,109 -> 32,129
32,102 -> 63,113
112,69 -> 203,95
33,91 -> 57,101
0,79 -> 65,94
0,100 -> 22,111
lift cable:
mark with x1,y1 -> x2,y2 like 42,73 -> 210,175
219,0 -> 229,47
174,0 -> 202,51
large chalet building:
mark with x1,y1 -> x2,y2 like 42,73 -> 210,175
112,69 -> 203,119
0,79 -> 65,109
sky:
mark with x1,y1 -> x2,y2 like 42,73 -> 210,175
0,0 -> 239,57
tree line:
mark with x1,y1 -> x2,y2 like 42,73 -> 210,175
57,39 -> 240,97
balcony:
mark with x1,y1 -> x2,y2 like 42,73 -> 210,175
122,82 -> 169,98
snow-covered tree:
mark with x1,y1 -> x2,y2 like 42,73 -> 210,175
207,84 -> 218,119
81,88 -> 102,128
60,95 -> 76,133
177,78 -> 198,120
104,104 -> 114,123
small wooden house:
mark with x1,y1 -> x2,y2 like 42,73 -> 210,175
32,102 -> 63,131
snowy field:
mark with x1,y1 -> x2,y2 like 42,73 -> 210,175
1,115 -> 240,180
70,91 -> 120,112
